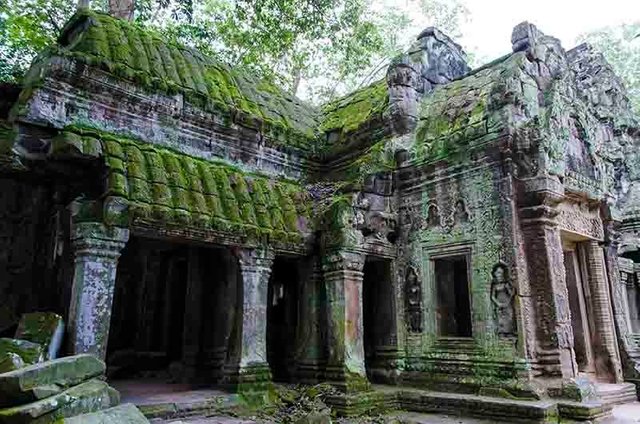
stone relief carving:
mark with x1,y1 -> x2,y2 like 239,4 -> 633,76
406,266 -> 423,333
556,201 -> 604,240
426,204 -> 440,228
490,263 -> 516,338
354,192 -> 398,243
453,199 -> 470,225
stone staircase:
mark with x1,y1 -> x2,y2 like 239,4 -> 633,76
596,383 -> 639,407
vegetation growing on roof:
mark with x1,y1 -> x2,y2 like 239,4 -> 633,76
318,78 -> 389,140
47,10 -> 320,150
413,53 -> 531,164
52,126 -> 312,244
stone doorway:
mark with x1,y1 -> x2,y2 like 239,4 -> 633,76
362,257 -> 396,383
107,237 -> 238,384
266,256 -> 300,382
562,239 -> 597,376
434,255 -> 472,338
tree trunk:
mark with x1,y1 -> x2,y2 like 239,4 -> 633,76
77,0 -> 90,9
109,0 -> 135,20
291,66 -> 302,97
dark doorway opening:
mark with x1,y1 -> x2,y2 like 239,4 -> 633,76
434,256 -> 472,337
266,257 -> 300,382
563,244 -> 596,375
108,237 -> 236,384
362,257 -> 396,383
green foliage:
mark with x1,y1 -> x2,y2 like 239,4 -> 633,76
0,0 -> 76,82
0,0 -> 468,103
578,22 -> 640,114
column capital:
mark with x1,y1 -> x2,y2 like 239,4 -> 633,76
321,250 -> 365,273
71,222 -> 129,259
233,247 -> 274,270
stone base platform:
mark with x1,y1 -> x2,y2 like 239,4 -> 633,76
111,379 -> 240,421
324,385 -> 622,422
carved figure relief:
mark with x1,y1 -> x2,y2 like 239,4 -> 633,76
426,204 -> 440,228
453,199 -> 469,225
490,263 -> 516,337
406,266 -> 423,333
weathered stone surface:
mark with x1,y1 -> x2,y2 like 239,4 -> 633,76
63,403 -> 148,423
14,313 -> 64,360
0,379 -> 118,423
0,354 -> 105,407
0,339 -> 43,366
0,354 -> 23,375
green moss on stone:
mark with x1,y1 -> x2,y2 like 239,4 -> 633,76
55,10 -> 320,151
59,126 -> 310,244
319,79 -> 389,138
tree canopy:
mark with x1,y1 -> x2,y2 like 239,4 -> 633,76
0,0 -> 470,102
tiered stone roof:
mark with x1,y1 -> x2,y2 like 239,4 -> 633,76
51,127 -> 311,243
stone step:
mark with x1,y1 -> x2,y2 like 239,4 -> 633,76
596,383 -> 638,406
393,388 -> 558,423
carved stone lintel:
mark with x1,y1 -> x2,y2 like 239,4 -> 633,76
67,222 -> 129,359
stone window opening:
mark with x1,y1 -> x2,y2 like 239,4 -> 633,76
433,255 -> 472,338
266,256 -> 300,383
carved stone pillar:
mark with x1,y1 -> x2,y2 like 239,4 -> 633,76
182,247 -> 205,379
224,247 -> 274,389
584,240 -> 623,382
293,257 -> 325,383
519,187 -> 576,378
67,222 -> 129,359
603,223 -> 640,382
322,250 -> 369,392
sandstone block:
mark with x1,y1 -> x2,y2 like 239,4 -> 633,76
15,313 -> 64,360
62,403 -> 148,423
0,354 -> 23,375
0,379 -> 119,423
0,339 -> 43,366
0,354 -> 105,407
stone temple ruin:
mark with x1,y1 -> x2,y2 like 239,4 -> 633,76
1,10 -> 640,422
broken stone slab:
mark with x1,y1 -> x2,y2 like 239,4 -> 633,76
62,403 -> 148,423
15,313 -> 64,360
0,339 -> 44,366
0,354 -> 24,375
0,354 -> 105,407
0,379 -> 119,424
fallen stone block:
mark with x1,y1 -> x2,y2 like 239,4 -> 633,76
0,339 -> 43,366
0,354 -> 105,407
0,379 -> 119,424
0,354 -> 23,375
63,403 -> 148,423
15,313 -> 64,360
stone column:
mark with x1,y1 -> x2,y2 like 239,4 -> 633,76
293,257 -> 325,383
519,186 -> 577,378
67,222 -> 129,359
322,250 -> 369,392
224,247 -> 274,389
182,247 -> 205,379
584,240 -> 623,382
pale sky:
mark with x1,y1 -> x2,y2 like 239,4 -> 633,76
459,0 -> 640,60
